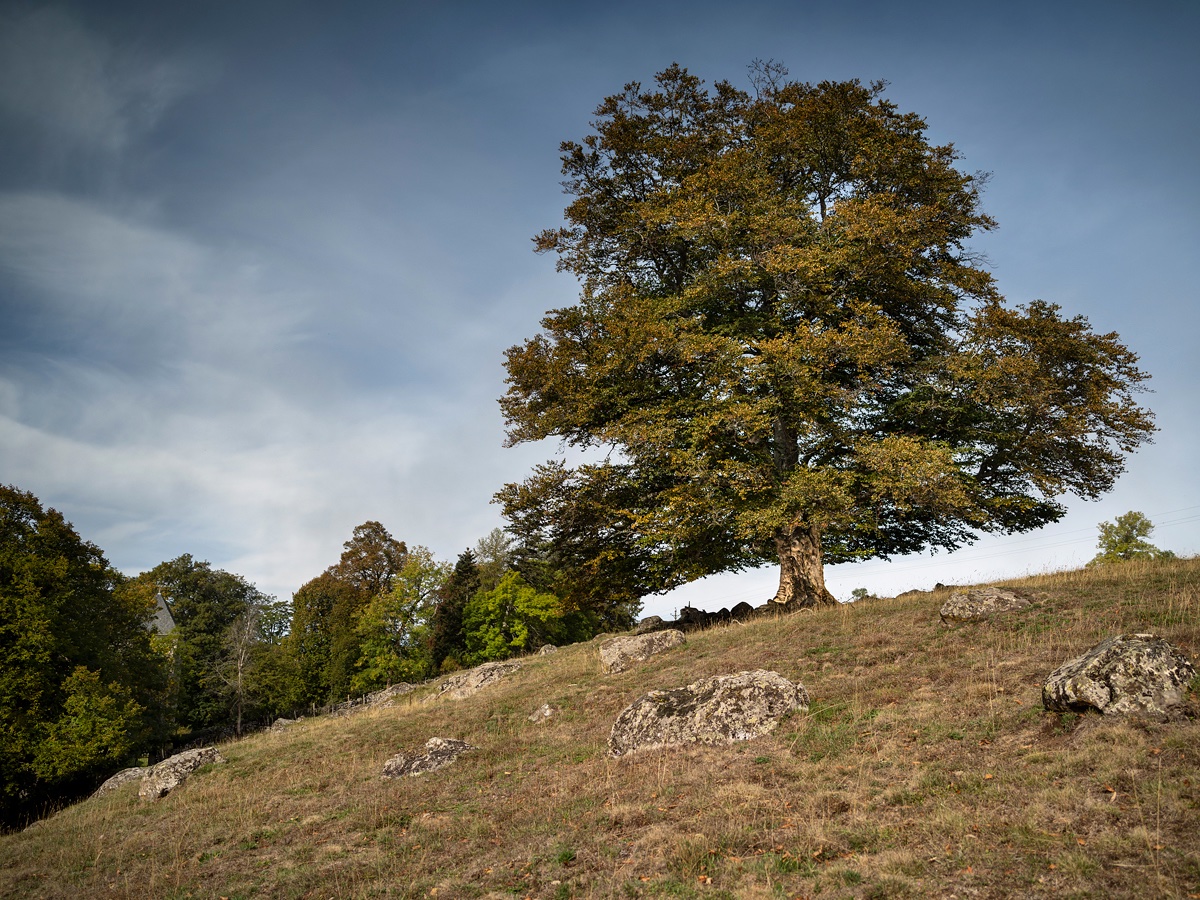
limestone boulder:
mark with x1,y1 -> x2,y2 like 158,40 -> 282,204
1043,633 -> 1196,718
93,766 -> 147,797
529,703 -> 556,723
609,670 -> 809,757
599,630 -> 686,674
366,683 -> 415,706
426,660 -> 523,702
139,747 -> 226,801
381,737 -> 476,778
537,644 -> 557,655
940,587 -> 1034,624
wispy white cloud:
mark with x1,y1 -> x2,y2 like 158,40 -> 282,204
0,192 -> 314,380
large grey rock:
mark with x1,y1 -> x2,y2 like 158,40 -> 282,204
940,587 -> 1033,624
609,670 -> 809,757
139,747 -> 226,801
599,630 -> 686,674
426,660 -> 523,702
1043,633 -> 1196,718
537,644 -> 558,655
93,766 -> 147,797
381,737 -> 476,778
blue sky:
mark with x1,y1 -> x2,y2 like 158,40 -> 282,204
1,0 -> 1197,618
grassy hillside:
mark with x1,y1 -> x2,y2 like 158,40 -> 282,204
3,558 -> 1199,899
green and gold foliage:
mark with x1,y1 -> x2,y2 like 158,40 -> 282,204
462,570 -> 567,664
0,485 -> 166,825
500,63 -> 1155,608
287,521 -> 409,705
1088,511 -> 1175,566
131,555 -> 270,733
352,546 -> 448,692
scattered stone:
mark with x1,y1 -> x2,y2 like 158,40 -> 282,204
1043,633 -> 1196,718
940,587 -> 1034,624
139,747 -> 226,801
426,660 -> 523,702
529,703 -> 556,723
609,670 -> 809,757
633,615 -> 665,635
92,766 -> 147,797
599,630 -> 686,674
537,644 -> 558,655
366,683 -> 415,706
381,737 -> 476,778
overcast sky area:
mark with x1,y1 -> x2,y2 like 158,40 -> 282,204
1,0 -> 1197,619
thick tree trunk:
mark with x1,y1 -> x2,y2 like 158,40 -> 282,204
771,523 -> 837,608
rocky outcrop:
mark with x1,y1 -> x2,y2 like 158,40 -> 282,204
1043,633 -> 1196,718
537,644 -> 557,655
599,630 -> 686,674
529,703 -> 555,723
270,716 -> 303,732
366,683 -> 415,706
609,670 -> 809,757
940,587 -> 1034,624
93,766 -> 147,797
139,747 -> 226,801
426,660 -> 523,702
381,737 -> 476,778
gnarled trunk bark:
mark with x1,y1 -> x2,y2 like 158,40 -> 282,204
771,523 -> 837,608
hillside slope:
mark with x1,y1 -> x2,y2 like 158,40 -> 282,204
3,559 -> 1199,899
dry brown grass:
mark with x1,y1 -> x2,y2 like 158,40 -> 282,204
3,557 -> 1199,899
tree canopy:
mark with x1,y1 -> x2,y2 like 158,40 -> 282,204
499,63 -> 1156,608
1088,511 -> 1174,566
0,485 -> 167,825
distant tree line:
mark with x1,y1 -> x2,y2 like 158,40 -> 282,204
0,484 -> 632,828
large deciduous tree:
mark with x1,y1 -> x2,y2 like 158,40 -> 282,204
287,521 -> 408,704
499,63 -> 1155,609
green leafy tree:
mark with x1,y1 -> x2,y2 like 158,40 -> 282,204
285,522 -> 409,705
1088,511 -> 1174,566
324,521 -> 407,701
499,63 -> 1155,610
352,546 -> 448,691
473,528 -> 514,593
288,572 -> 349,706
462,571 -> 565,663
0,485 -> 166,825
330,520 -> 409,598
31,667 -> 142,782
428,549 -> 481,673
135,555 -> 270,733
243,598 -> 303,721
214,604 -> 264,736
500,464 -> 654,631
